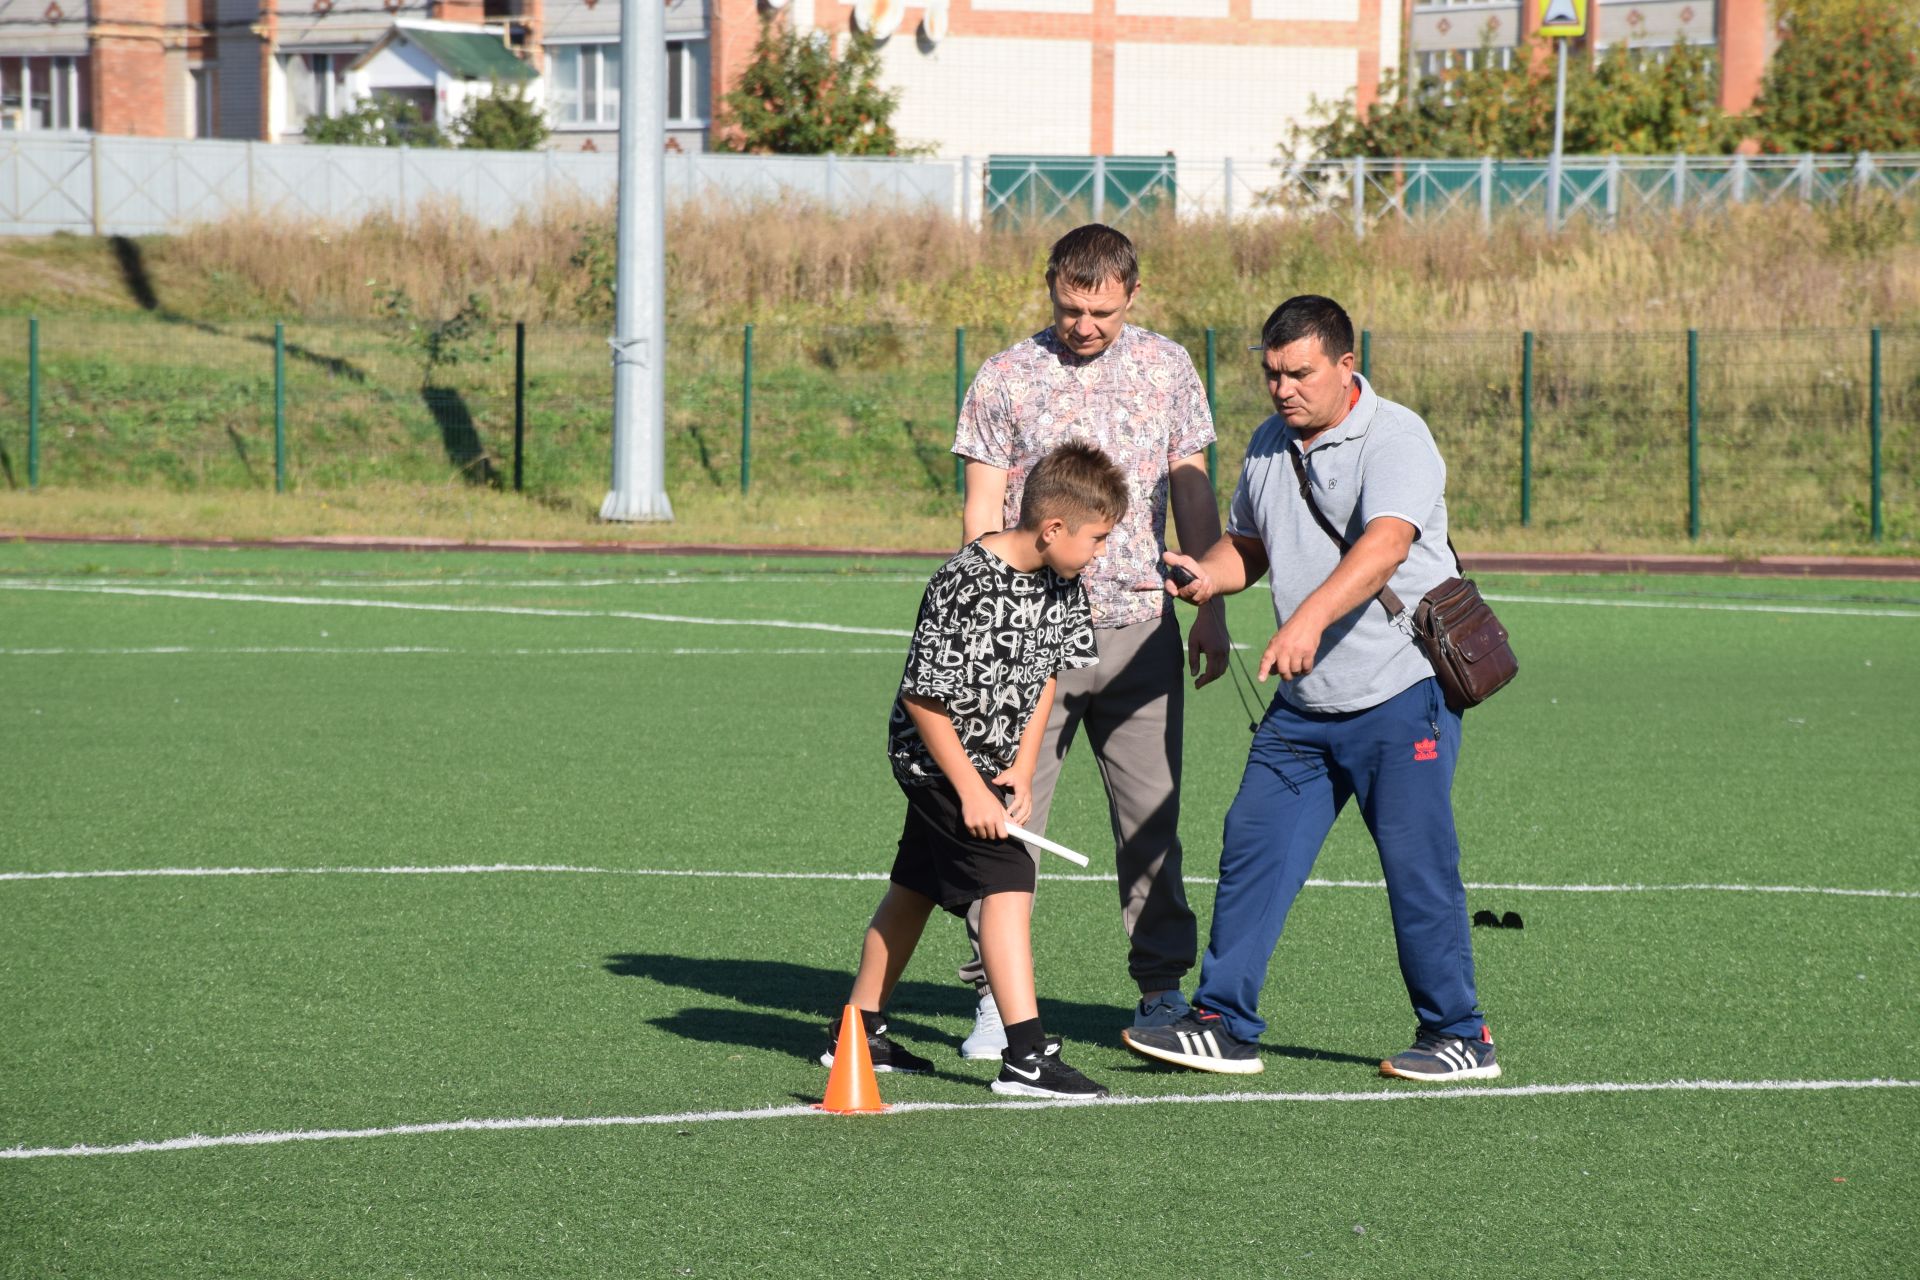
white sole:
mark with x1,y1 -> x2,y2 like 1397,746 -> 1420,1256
1379,1060 -> 1503,1082
959,1045 -> 1007,1061
989,1079 -> 1106,1099
1121,1029 -> 1265,1075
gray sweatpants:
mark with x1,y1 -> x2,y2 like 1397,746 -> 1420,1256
959,610 -> 1198,995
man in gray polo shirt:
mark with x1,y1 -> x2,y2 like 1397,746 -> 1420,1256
1121,294 -> 1499,1082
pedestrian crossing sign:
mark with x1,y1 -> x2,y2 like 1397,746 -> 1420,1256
1539,0 -> 1587,36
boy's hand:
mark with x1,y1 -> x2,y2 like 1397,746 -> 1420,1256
960,783 -> 1010,841
991,768 -> 1034,826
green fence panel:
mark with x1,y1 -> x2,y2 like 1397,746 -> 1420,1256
1694,329 -> 1874,542
12,315 -> 278,489
1367,331 -> 1526,537
1876,328 -> 1917,544
0,317 -> 26,489
2,313 -> 1910,548
984,156 -> 1177,229
269,319 -> 518,491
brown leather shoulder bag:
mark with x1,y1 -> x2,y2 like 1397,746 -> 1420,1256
1285,444 -> 1517,712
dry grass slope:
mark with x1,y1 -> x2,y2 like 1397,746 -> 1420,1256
1,196 -> 1912,333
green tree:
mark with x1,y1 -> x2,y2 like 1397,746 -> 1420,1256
711,14 -> 921,155
1292,36 -> 1740,158
303,96 -> 448,148
1749,0 -> 1920,153
450,79 -> 550,151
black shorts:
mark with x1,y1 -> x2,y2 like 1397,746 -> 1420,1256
890,776 -> 1037,917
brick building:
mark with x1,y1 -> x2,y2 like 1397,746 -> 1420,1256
678,0 -> 1402,158
0,0 -> 546,140
0,0 -> 1782,149
1406,0 -> 1774,113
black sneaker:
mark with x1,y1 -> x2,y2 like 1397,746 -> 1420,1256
1121,1008 -> 1263,1075
1379,1026 -> 1501,1082
819,1015 -> 934,1075
991,1036 -> 1109,1099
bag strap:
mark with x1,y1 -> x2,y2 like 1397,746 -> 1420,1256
1285,441 -> 1407,618
1285,438 -> 1471,614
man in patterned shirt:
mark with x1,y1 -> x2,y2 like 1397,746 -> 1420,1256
821,443 -> 1126,1099
951,223 -> 1230,1055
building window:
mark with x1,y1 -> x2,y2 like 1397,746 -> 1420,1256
189,66 -> 216,139
1415,46 -> 1516,105
284,52 -> 351,131
1604,38 -> 1720,70
1416,47 -> 1516,77
0,55 -> 90,131
549,42 -> 621,127
666,40 -> 706,126
549,40 -> 706,128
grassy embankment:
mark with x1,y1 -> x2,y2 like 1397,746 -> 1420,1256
0,197 -> 1915,551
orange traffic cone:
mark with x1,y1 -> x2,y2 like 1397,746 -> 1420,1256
815,1004 -> 887,1114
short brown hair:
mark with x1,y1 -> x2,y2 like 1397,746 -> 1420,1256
1017,442 -> 1130,530
1260,295 -> 1354,359
1046,224 -> 1139,293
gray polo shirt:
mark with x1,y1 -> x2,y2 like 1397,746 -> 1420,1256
1226,373 -> 1454,713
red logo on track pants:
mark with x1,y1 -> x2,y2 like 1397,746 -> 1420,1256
1413,738 -> 1439,761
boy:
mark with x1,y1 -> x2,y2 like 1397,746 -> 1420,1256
821,442 -> 1128,1099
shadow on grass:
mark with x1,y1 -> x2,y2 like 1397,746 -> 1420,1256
649,1006 -> 980,1084
683,419 -> 722,485
899,415 -> 956,493
1112,1041 -> 1383,1076
423,386 -> 500,486
109,233 -> 369,383
607,953 -> 1386,1069
605,952 -> 1130,1052
224,424 -> 259,483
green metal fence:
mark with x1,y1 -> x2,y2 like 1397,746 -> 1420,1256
1,315 -> 1913,546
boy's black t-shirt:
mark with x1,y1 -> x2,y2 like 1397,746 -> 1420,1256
888,539 -> 1098,788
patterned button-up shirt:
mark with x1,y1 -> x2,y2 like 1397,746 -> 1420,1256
952,325 -> 1215,629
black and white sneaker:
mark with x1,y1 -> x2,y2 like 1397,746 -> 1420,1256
1121,1008 -> 1263,1075
1380,1026 -> 1501,1082
819,1016 -> 934,1075
991,1037 -> 1109,1099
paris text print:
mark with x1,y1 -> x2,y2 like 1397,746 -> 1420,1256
889,541 -> 1098,787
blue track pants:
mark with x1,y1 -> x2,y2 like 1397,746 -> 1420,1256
1193,677 -> 1484,1044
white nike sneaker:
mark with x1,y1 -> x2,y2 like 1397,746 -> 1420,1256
959,988 -> 1007,1060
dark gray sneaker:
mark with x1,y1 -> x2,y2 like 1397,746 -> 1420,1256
819,1015 -> 934,1075
1380,1027 -> 1501,1082
1132,990 -> 1193,1028
991,1037 -> 1109,1099
1121,1008 -> 1264,1075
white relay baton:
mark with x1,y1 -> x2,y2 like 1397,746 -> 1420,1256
1005,820 -> 1091,868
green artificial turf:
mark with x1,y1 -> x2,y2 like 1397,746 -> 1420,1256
2,544 -> 1917,1276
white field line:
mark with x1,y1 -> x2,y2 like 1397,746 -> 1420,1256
2,863 -> 1914,899
0,582 -> 912,638
1479,592 -> 1920,620
0,646 -> 903,657
7,577 -> 1917,621
5,1077 -> 1915,1161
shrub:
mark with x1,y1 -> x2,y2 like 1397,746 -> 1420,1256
710,14 -> 921,156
